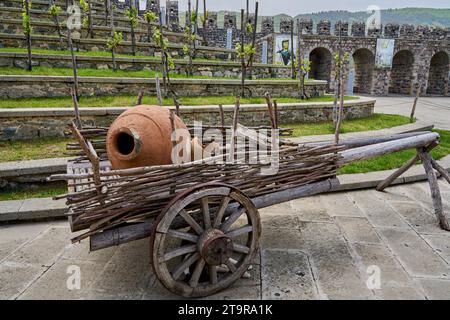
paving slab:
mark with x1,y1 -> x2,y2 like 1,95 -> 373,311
348,190 -> 410,229
422,233 -> 450,264
261,249 -> 318,300
261,223 -> 305,250
300,222 -> 374,300
320,192 -> 364,217
386,200 -> 445,235
0,222 -> 51,261
379,228 -> 450,279
336,217 -> 381,244
88,238 -> 153,297
291,195 -> 331,222
0,261 -> 47,300
18,259 -> 107,300
7,225 -> 72,266
18,198 -> 68,221
417,279 -> 450,300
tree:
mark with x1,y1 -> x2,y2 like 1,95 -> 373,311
143,11 -> 157,56
22,0 -> 32,71
296,58 -> 311,99
125,4 -> 138,56
183,0 -> 198,76
153,22 -> 175,95
79,0 -> 93,38
106,0 -> 121,71
200,0 -> 208,46
48,4 -> 63,47
235,2 -> 259,97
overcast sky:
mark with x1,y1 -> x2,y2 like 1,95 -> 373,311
160,0 -> 450,16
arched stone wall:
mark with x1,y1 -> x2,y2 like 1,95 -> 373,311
427,51 -> 449,95
389,50 -> 414,95
309,47 -> 332,90
353,48 -> 375,94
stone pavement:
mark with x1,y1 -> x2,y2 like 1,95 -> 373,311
373,96 -> 450,131
1,180 -> 450,300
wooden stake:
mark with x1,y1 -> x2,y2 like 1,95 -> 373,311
136,91 -> 144,105
70,88 -> 82,129
156,76 -> 163,106
410,89 -> 420,123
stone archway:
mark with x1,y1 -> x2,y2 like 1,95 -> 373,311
389,50 -> 414,95
427,51 -> 449,95
352,48 -> 375,94
309,47 -> 332,90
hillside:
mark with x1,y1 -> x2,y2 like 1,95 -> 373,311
293,8 -> 450,27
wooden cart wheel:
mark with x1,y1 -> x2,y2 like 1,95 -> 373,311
150,183 -> 261,298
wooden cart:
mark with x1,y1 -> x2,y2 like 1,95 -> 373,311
51,109 -> 450,298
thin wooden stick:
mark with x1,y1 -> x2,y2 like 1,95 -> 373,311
410,88 -> 420,123
70,88 -> 82,129
156,76 -> 163,106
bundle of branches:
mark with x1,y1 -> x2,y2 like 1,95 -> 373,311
53,131 -> 343,242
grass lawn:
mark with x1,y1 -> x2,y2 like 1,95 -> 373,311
284,114 -> 412,137
0,137 -> 71,162
0,184 -> 67,201
0,94 -> 357,109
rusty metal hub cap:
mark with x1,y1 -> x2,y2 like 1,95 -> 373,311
198,229 -> 233,266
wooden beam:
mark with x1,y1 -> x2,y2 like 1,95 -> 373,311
431,158 -> 450,184
419,150 -> 450,231
339,133 -> 439,165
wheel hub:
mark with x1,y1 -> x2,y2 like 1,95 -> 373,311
198,229 -> 233,266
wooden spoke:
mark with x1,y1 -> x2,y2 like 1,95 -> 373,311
220,207 -> 246,232
233,244 -> 250,254
226,225 -> 253,238
200,197 -> 212,229
225,258 -> 237,273
162,244 -> 197,263
213,196 -> 231,228
171,253 -> 200,280
189,259 -> 206,288
209,265 -> 218,285
166,229 -> 199,243
151,184 -> 261,298
179,209 -> 204,235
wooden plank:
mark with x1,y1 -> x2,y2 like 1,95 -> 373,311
89,222 -> 153,251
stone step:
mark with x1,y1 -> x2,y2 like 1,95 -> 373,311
0,197 -> 68,222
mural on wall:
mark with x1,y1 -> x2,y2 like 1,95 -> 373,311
274,35 -> 297,66
375,39 -> 395,69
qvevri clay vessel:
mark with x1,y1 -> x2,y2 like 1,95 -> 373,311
106,105 -> 188,170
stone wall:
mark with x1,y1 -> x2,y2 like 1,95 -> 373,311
0,53 -> 292,79
0,76 -> 327,99
0,97 -> 375,140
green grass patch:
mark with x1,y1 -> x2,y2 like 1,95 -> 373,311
0,184 -> 67,201
0,137 -> 71,162
0,65 -> 308,81
0,94 -> 357,109
283,114 -> 412,137
339,129 -> 450,174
